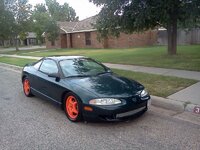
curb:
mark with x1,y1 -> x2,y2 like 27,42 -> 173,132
0,63 -> 199,114
185,104 -> 199,113
150,95 -> 185,112
0,62 -> 22,71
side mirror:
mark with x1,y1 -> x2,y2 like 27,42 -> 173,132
106,68 -> 112,73
48,73 -> 60,82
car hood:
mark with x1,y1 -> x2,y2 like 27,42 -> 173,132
66,73 -> 144,98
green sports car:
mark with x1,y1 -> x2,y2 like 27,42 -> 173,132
22,56 -> 150,122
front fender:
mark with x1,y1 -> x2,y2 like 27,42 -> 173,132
61,80 -> 98,104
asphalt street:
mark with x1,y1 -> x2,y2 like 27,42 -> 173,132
0,67 -> 199,150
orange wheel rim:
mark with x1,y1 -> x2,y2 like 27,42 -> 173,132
24,79 -> 30,95
66,96 -> 79,119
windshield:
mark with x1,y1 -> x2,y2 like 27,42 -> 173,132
59,58 -> 109,77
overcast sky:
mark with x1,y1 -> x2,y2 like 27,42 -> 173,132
29,0 -> 101,20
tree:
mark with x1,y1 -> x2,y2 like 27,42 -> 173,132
45,20 -> 60,44
60,3 -> 79,21
0,0 -> 15,46
32,0 -> 78,45
45,0 -> 78,21
32,3 -> 60,45
0,10 -> 15,43
32,4 -> 50,45
4,0 -> 32,51
90,0 -> 200,55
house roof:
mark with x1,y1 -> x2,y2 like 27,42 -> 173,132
58,16 -> 97,33
57,22 -> 78,33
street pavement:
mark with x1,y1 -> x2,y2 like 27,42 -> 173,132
0,66 -> 200,150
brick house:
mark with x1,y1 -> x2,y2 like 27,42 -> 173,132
46,16 -> 157,49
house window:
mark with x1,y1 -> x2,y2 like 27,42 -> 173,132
51,41 -> 55,46
85,32 -> 91,45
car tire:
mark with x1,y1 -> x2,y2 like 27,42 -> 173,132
23,77 -> 34,97
64,92 -> 83,122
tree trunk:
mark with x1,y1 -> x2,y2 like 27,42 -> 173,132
167,20 -> 177,55
167,2 -> 178,56
3,40 -> 5,47
14,35 -> 19,51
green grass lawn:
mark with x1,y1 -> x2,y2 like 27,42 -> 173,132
0,56 -> 197,97
0,57 -> 36,67
16,45 -> 200,71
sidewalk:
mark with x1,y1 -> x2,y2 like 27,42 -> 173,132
0,46 -> 45,52
168,82 -> 200,105
104,63 -> 200,81
0,54 -> 42,60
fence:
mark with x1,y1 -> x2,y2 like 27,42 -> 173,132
157,28 -> 200,45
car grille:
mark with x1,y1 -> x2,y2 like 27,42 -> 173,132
116,106 -> 146,118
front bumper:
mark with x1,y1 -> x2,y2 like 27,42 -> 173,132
82,100 -> 148,122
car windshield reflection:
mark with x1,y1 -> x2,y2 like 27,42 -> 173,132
59,58 -> 110,77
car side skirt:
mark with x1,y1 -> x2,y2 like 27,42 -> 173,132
31,87 -> 62,106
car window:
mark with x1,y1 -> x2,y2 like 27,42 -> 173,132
39,59 -> 58,74
33,60 -> 42,70
59,58 -> 107,77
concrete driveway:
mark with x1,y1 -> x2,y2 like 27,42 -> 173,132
0,67 -> 199,150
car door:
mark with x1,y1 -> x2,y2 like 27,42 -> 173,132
36,59 -> 64,103
29,60 -> 43,91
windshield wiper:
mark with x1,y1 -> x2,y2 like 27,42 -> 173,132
67,75 -> 90,78
96,71 -> 111,76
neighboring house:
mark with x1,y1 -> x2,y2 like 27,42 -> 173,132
0,32 -> 39,47
46,16 -> 157,49
23,32 -> 39,46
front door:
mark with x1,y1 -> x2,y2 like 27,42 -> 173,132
61,34 -> 67,48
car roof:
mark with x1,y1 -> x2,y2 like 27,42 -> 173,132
45,56 -> 87,61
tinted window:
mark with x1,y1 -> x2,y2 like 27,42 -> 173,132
39,59 -> 58,74
33,60 -> 42,70
60,58 -> 107,77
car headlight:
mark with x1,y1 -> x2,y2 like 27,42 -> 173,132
89,98 -> 121,105
138,89 -> 148,97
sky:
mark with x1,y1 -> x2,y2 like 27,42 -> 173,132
29,0 -> 101,20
